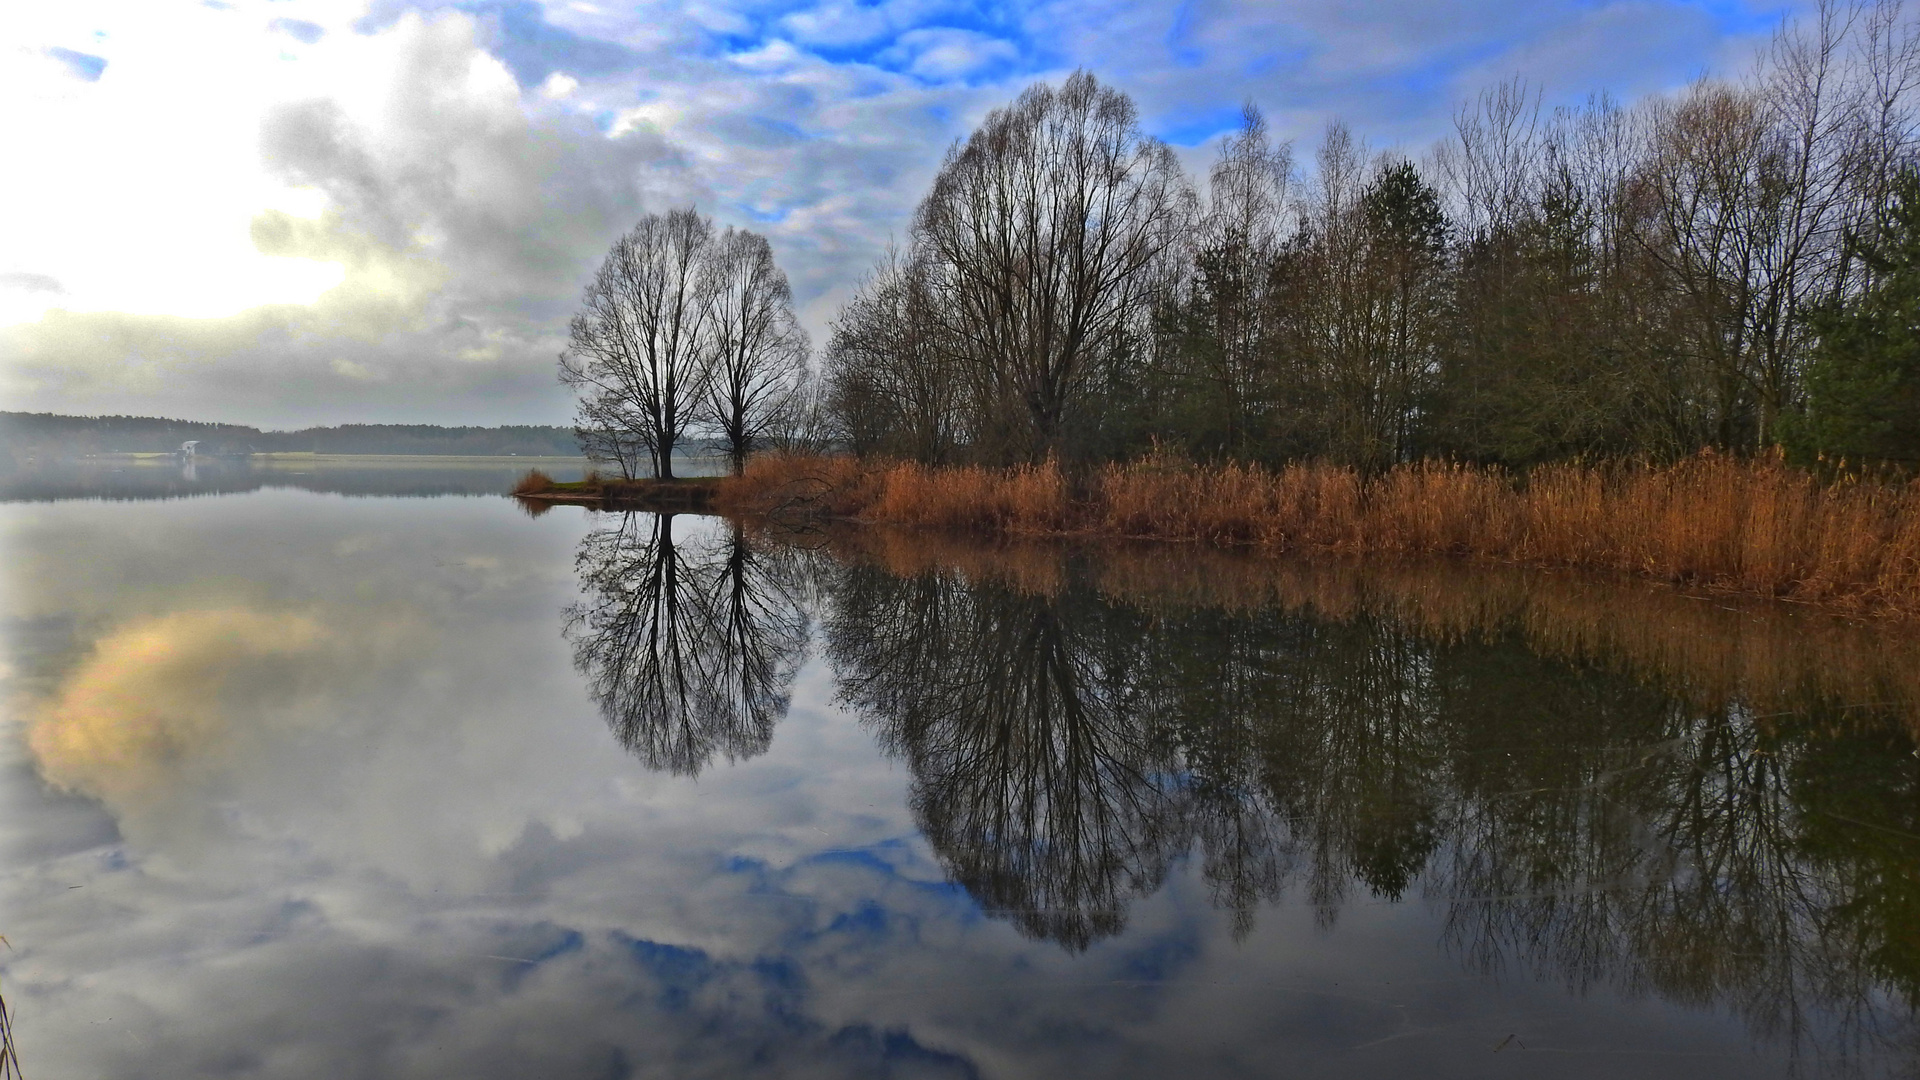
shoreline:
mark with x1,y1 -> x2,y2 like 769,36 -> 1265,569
694,452 -> 1920,621
514,474 -> 723,512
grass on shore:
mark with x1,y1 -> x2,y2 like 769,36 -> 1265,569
513,468 -> 716,497
720,451 -> 1920,618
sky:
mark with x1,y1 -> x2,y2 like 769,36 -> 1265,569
0,0 -> 1798,428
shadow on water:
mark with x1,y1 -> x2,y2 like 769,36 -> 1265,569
568,515 -> 1920,1068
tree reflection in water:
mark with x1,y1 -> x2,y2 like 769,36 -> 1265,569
815,543 -> 1920,1064
565,512 -> 810,774
568,519 -> 1920,1064
826,567 -> 1181,949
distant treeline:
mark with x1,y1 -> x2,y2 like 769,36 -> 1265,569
0,413 -> 582,459
826,6 -> 1920,470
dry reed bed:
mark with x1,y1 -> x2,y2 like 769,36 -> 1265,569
723,452 -> 1920,618
811,525 -> 1920,729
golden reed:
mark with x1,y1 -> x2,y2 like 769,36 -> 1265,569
720,451 -> 1920,618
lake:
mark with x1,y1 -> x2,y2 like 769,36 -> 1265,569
3,462 -> 1918,1078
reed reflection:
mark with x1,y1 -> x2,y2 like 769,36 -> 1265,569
813,534 -> 1920,1063
565,512 -> 809,774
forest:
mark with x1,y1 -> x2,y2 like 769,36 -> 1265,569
819,3 -> 1920,471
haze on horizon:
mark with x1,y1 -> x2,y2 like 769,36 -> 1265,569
2,0 -> 1794,429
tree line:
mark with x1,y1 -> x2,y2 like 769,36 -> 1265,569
0,413 -> 582,460
821,2 -> 1920,470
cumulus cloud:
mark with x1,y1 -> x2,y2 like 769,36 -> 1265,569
881,27 -> 1022,81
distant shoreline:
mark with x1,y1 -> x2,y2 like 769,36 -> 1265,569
76,452 -> 594,462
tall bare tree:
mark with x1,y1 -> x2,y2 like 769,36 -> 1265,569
914,71 -> 1193,461
702,227 -> 810,475
562,209 -> 714,480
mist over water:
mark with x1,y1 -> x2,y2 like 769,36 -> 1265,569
2,473 -> 1917,1078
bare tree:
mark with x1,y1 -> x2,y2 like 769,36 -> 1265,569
914,70 -> 1194,461
702,227 -> 810,474
1436,77 -> 1543,238
573,389 -> 650,479
561,209 -> 714,480
764,364 -> 833,454
1847,0 -> 1920,278
824,245 -> 960,461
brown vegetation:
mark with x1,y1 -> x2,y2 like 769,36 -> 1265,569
512,468 -> 556,496
513,467 -> 717,510
721,451 -> 1920,617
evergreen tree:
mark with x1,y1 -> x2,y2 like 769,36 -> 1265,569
1791,166 -> 1920,466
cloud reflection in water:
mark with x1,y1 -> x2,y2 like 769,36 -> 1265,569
4,493 -> 1919,1078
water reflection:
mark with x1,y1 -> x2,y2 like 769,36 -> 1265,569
826,566 -> 1178,949
566,514 -> 810,774
595,521 -> 1920,1065
9,493 -> 1920,1077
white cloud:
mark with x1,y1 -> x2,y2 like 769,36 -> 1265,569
881,27 -> 1021,81
0,9 -> 691,424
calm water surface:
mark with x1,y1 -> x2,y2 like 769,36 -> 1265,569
3,466 -> 1919,1078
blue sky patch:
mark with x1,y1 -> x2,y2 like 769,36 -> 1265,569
1686,0 -> 1792,35
739,204 -> 792,224
621,935 -> 716,1011
1165,0 -> 1204,68
48,47 -> 107,82
826,899 -> 892,937
1153,104 -> 1245,147
270,18 -> 326,44
459,0 -> 643,88
1113,926 -> 1202,983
